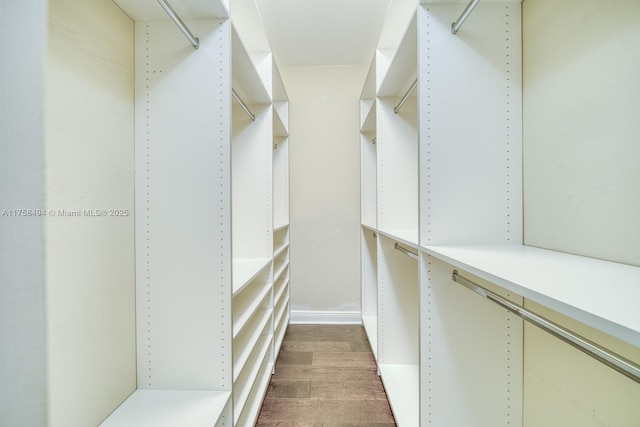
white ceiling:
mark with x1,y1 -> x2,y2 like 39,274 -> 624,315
255,0 -> 392,67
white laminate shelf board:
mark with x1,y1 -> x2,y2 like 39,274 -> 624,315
423,245 -> 640,347
274,101 -> 288,130
274,261 -> 289,283
361,99 -> 376,133
275,293 -> 290,326
274,224 -> 289,233
232,28 -> 270,105
232,258 -> 271,296
361,58 -> 377,99
112,0 -> 228,21
233,284 -> 272,339
378,228 -> 419,250
274,310 -> 290,358
234,336 -> 273,424
378,364 -> 419,427
274,241 -> 289,258
362,315 -> 378,361
236,356 -> 274,427
361,223 -> 378,234
100,390 -> 230,427
273,64 -> 288,102
273,106 -> 288,137
378,14 -> 417,98
233,308 -> 273,382
274,279 -> 289,307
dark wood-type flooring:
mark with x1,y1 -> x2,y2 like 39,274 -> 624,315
256,324 -> 397,426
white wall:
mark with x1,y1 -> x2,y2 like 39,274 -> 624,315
282,65 -> 367,319
0,2 -> 48,426
46,1 -> 136,425
523,0 -> 640,267
522,0 -> 640,425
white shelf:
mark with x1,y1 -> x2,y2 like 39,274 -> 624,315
100,390 -> 230,427
274,241 -> 289,259
232,28 -> 270,105
274,278 -> 290,307
423,244 -> 640,347
233,283 -> 272,339
112,0 -> 228,21
362,315 -> 378,361
274,307 -> 290,359
234,335 -> 273,424
274,224 -> 289,233
360,99 -> 376,133
232,258 -> 271,295
378,14 -> 417,98
377,228 -> 419,249
274,291 -> 290,326
233,307 -> 272,382
378,364 -> 419,427
273,105 -> 288,137
235,353 -> 274,427
274,260 -> 289,283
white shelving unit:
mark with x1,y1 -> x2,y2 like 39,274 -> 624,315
376,13 -> 418,247
101,0 -> 290,425
362,1 -> 639,426
360,226 -> 378,361
273,226 -> 291,358
378,235 -> 419,426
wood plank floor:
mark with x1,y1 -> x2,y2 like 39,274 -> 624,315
256,324 -> 397,427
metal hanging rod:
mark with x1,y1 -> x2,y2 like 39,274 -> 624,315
451,271 -> 640,384
451,0 -> 481,34
394,243 -> 418,260
394,79 -> 418,114
232,88 -> 256,121
157,0 -> 200,49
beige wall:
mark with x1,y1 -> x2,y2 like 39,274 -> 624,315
523,0 -> 640,267
46,0 -> 135,425
522,0 -> 640,425
282,65 -> 367,315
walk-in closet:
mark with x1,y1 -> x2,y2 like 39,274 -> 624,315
2,0 -> 639,426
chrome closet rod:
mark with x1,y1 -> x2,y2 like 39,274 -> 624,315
394,79 -> 418,114
451,0 -> 481,35
394,243 -> 418,260
232,88 -> 256,121
156,0 -> 200,49
451,271 -> 640,384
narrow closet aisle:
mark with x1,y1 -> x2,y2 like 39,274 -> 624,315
2,0 -> 640,426
256,325 -> 395,426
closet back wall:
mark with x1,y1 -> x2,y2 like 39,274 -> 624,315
46,1 -> 135,425
282,66 -> 366,321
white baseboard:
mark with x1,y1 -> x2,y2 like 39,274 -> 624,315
289,310 -> 362,325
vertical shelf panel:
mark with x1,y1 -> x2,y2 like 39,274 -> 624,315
419,3 -> 523,247
134,18 -> 232,391
377,95 -> 418,243
422,256 -> 523,426
360,134 -> 377,229
377,235 -> 419,426
361,227 -> 378,360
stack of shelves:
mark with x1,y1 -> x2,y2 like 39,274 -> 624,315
360,57 -> 378,358
362,1 -> 640,426
271,57 -> 291,363
101,0 -> 290,425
